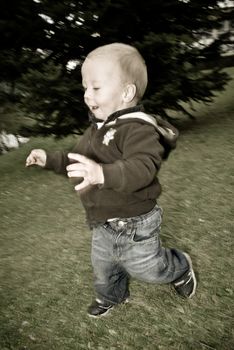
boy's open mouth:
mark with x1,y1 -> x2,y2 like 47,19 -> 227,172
90,106 -> 99,111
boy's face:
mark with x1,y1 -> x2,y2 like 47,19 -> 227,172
81,57 -> 129,121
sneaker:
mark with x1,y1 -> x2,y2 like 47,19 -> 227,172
87,298 -> 129,318
87,299 -> 114,318
173,252 -> 197,298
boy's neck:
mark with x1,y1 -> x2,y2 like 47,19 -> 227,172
105,105 -> 144,124
89,105 -> 144,127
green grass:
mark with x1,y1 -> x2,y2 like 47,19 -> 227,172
0,68 -> 234,350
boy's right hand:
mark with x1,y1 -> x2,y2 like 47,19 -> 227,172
25,149 -> 47,167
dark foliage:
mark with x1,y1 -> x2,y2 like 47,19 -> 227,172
0,0 -> 233,136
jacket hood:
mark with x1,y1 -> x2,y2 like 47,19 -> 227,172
89,105 -> 179,159
105,111 -> 179,159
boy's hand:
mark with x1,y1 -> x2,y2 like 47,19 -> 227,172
25,149 -> 47,167
67,153 -> 104,191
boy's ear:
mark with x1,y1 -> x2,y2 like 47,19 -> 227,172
123,84 -> 136,103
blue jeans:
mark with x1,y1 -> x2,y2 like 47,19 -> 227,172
91,205 -> 189,305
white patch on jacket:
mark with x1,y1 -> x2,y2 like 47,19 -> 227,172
103,128 -> 117,146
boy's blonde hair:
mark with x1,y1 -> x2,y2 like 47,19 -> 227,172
85,43 -> 148,101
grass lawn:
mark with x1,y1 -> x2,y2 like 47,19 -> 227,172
0,68 -> 233,350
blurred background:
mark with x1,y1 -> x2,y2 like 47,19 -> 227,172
0,0 -> 233,147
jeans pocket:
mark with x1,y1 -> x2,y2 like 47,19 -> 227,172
131,208 -> 162,244
131,222 -> 160,243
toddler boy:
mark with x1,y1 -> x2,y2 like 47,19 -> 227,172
26,43 -> 197,318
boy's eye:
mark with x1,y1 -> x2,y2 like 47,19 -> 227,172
82,86 -> 100,92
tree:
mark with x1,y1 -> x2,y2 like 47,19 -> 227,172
93,0 -> 232,117
0,0 -> 47,132
21,61 -> 87,136
0,0 -> 233,136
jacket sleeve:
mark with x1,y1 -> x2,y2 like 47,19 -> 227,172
101,124 -> 165,193
45,150 -> 70,175
44,128 -> 92,176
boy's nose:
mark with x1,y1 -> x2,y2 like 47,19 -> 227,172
84,88 -> 92,99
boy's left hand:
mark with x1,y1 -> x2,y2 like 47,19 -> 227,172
66,153 -> 104,191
